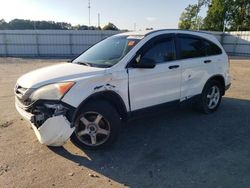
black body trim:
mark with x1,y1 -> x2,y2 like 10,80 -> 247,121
128,94 -> 201,120
71,90 -> 128,127
225,84 -> 231,91
128,99 -> 179,119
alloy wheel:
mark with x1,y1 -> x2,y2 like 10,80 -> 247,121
75,112 -> 111,146
206,85 -> 220,110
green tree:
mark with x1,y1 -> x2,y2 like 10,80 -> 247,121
178,0 -> 211,30
0,19 -> 8,29
0,19 -> 121,30
178,4 -> 200,30
73,24 -> 89,30
201,0 -> 250,31
203,0 -> 231,31
196,0 -> 212,13
8,19 -> 34,29
4,19 -> 72,30
229,0 -> 250,30
102,23 -> 119,30
180,0 -> 250,31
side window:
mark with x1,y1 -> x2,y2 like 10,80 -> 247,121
142,38 -> 176,64
204,40 -> 222,56
179,37 -> 205,59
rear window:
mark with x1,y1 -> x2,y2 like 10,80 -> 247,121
179,37 -> 205,59
204,40 -> 222,56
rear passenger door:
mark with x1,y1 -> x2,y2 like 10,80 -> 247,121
176,34 -> 222,100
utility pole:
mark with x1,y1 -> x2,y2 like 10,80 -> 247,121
196,0 -> 200,30
223,20 -> 227,32
88,0 -> 91,27
98,13 -> 100,28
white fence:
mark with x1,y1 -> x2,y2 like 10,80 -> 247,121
0,30 -> 121,57
0,30 -> 250,57
222,31 -> 250,56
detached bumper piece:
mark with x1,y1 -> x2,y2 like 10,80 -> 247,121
15,99 -> 75,146
32,115 -> 74,146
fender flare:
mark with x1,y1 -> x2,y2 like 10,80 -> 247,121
203,74 -> 226,95
71,90 -> 128,127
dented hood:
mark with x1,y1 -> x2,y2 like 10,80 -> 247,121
17,62 -> 105,88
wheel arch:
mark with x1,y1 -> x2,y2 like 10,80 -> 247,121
203,74 -> 226,95
71,91 -> 128,127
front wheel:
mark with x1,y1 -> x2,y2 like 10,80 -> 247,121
196,80 -> 223,114
71,100 -> 121,150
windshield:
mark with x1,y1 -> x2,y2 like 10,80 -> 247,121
73,35 -> 141,68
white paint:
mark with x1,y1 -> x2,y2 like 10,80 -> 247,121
32,116 -> 74,146
15,100 -> 33,121
128,62 -> 181,110
62,70 -> 129,110
15,29 -> 231,147
17,63 -> 105,89
15,102 -> 74,146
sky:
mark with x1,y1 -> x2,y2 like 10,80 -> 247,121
0,0 -> 207,30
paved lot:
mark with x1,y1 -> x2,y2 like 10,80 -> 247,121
0,57 -> 250,188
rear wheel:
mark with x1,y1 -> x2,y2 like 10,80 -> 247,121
195,80 -> 223,114
71,100 -> 121,150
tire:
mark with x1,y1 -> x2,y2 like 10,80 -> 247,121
71,100 -> 121,150
194,80 -> 223,114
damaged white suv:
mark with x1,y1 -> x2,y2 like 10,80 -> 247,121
15,29 -> 231,150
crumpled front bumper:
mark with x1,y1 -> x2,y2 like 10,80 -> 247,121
15,102 -> 75,146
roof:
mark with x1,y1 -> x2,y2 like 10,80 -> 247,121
116,29 -> 217,38
115,29 -> 220,45
116,30 -> 152,37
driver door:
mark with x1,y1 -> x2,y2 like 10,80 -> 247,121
128,35 -> 181,111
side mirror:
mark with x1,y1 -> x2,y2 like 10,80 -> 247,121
131,56 -> 156,69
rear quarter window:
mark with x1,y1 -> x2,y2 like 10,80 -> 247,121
204,40 -> 222,56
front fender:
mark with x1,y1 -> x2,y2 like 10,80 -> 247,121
62,72 -> 129,113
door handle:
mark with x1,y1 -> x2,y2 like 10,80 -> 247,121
204,60 -> 212,64
168,65 -> 180,69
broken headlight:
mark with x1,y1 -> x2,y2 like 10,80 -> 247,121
29,82 -> 75,102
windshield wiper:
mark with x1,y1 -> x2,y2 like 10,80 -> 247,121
76,61 -> 112,68
76,62 -> 92,67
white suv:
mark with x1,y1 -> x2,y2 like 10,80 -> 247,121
15,29 -> 231,150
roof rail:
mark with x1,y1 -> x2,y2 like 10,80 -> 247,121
145,29 -> 215,36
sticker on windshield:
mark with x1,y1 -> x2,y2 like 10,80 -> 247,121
128,41 -> 136,46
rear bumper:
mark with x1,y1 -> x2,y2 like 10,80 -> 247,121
15,101 -> 75,146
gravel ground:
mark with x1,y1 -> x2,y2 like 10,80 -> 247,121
0,57 -> 250,188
